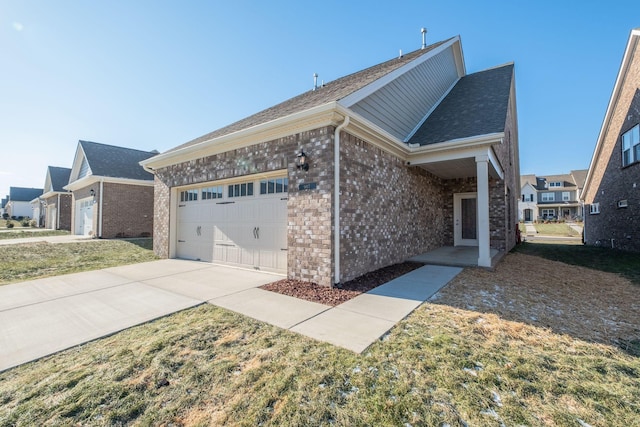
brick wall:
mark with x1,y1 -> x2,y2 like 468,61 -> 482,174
583,40 -> 640,252
100,182 -> 154,238
338,132 -> 447,283
153,126 -> 335,286
43,193 -> 72,230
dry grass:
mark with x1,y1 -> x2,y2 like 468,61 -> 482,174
1,250 -> 639,426
0,239 -> 158,285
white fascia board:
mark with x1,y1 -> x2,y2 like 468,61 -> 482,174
583,29 -> 640,199
41,190 -> 67,200
64,176 -> 153,192
407,132 -> 504,160
338,36 -> 463,108
488,146 -> 505,180
141,102 -> 345,171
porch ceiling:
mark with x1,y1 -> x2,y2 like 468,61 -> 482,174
415,157 -> 502,180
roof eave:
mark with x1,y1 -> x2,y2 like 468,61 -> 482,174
583,28 -> 640,199
141,102 -> 347,171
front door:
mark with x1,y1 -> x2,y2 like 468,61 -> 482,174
524,208 -> 532,222
454,193 -> 478,246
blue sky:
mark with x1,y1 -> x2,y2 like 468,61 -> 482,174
1,1 -> 638,198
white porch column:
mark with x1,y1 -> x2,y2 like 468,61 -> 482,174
476,154 -> 491,267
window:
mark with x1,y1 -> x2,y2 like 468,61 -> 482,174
590,203 -> 600,214
202,185 -> 223,200
180,189 -> 198,202
541,193 -> 555,202
549,181 -> 562,188
541,209 -> 556,218
562,192 -> 570,201
622,124 -> 640,166
618,200 -> 628,208
228,182 -> 254,198
260,178 -> 288,195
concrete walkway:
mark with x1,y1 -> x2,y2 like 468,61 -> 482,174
0,260 -> 461,371
0,234 -> 93,246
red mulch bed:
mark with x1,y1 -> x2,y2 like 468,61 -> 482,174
259,261 -> 424,306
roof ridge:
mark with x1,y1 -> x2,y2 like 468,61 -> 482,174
79,139 -> 157,155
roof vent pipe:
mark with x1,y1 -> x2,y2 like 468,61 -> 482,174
313,73 -> 318,91
421,27 -> 427,49
399,49 -> 403,59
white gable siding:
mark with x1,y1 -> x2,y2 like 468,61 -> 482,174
78,157 -> 91,179
349,46 -> 459,141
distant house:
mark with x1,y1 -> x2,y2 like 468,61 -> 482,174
141,35 -> 520,286
582,28 -> 640,251
64,140 -> 157,238
6,187 -> 43,219
1,197 -> 8,217
40,166 -> 73,230
518,170 -> 587,221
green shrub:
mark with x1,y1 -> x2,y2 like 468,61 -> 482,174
30,220 -> 37,228
21,217 -> 31,227
6,220 -> 14,228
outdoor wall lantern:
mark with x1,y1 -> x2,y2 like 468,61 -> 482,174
296,150 -> 309,171
90,189 -> 96,202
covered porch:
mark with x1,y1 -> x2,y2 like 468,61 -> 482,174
407,134 -> 506,268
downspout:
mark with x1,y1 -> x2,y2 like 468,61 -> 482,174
56,194 -> 60,229
98,178 -> 104,238
334,115 -> 350,287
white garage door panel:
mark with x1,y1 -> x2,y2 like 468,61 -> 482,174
176,181 -> 288,274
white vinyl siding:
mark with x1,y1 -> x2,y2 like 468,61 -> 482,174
349,46 -> 459,141
622,124 -> 640,166
78,157 -> 91,179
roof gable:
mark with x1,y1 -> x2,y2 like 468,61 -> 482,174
45,166 -> 72,193
346,41 -> 464,141
9,187 -> 43,202
408,63 -> 514,146
166,39 -> 453,153
69,140 -> 157,183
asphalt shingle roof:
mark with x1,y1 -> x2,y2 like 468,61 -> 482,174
168,39 -> 451,153
408,63 -> 514,146
48,166 -> 72,192
9,187 -> 43,202
80,140 -> 157,181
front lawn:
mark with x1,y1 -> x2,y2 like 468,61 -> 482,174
514,241 -> 640,285
1,248 -> 639,425
0,229 -> 70,240
0,239 -> 158,285
530,222 -> 580,236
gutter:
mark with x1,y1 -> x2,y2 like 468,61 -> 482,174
333,115 -> 350,287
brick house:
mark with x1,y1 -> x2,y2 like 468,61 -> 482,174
519,170 -> 587,222
39,166 -> 73,230
142,35 -> 520,287
65,140 -> 157,238
582,28 -> 640,251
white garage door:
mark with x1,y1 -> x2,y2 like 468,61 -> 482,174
176,177 -> 288,273
75,198 -> 93,236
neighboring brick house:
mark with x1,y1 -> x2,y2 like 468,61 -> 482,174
142,35 -> 520,287
582,28 -> 640,252
38,166 -> 73,230
64,140 -> 157,238
518,170 -> 587,221
6,187 -> 43,219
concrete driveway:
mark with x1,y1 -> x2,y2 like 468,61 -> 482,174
0,260 -> 284,372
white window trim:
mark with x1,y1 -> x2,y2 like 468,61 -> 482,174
541,192 -> 555,202
622,124 -> 640,167
562,192 -> 570,201
590,203 -> 600,214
